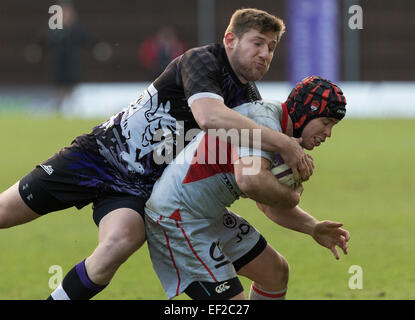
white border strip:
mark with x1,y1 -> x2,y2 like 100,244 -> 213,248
188,92 -> 224,106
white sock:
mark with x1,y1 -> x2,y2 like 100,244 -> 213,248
50,283 -> 71,300
249,283 -> 287,300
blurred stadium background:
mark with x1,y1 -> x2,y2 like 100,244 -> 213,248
0,0 -> 415,300
1,0 -> 414,116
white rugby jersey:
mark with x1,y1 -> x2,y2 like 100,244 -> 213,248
145,100 -> 288,220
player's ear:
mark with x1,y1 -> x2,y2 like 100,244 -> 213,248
224,32 -> 237,49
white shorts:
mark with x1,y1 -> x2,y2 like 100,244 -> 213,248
145,207 -> 267,299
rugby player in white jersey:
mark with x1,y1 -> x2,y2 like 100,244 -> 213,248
0,8 -> 313,300
145,76 -> 350,300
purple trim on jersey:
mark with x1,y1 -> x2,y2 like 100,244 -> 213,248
67,151 -> 115,186
222,71 -> 247,108
143,153 -> 156,176
66,150 -> 154,198
75,260 -> 107,291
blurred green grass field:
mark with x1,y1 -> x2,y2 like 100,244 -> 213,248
0,115 -> 414,300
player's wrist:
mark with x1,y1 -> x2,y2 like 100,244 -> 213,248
309,220 -> 321,238
269,129 -> 290,153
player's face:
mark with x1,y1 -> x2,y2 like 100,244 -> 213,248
301,117 -> 339,150
228,29 -> 278,83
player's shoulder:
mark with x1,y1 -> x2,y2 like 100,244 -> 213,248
233,99 -> 284,133
183,43 -> 223,58
235,99 -> 283,119
180,43 -> 223,68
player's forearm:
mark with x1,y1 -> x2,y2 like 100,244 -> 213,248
211,109 -> 288,153
260,204 -> 318,236
191,98 -> 288,152
239,167 -> 299,208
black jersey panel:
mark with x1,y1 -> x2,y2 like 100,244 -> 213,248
179,45 -> 223,101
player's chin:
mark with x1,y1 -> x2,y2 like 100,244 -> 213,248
255,69 -> 267,80
303,142 -> 315,151
248,68 -> 266,81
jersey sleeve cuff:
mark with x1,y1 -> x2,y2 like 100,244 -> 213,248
188,92 -> 224,106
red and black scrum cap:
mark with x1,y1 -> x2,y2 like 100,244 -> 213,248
285,76 -> 347,138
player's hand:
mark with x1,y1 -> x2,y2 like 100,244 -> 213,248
294,183 -> 304,195
301,154 -> 314,182
311,220 -> 350,260
280,137 -> 314,183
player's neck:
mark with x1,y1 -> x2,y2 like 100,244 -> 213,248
224,47 -> 249,85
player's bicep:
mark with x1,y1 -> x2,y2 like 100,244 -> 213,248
234,155 -> 271,193
190,97 -> 227,130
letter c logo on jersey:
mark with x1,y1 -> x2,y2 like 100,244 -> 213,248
215,282 -> 230,294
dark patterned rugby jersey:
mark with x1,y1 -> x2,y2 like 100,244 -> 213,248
74,43 -> 262,199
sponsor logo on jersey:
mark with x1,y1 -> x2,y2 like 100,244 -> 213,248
215,282 -> 230,294
223,213 -> 237,228
40,164 -> 54,175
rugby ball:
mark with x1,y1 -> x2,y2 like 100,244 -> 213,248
270,154 -> 299,189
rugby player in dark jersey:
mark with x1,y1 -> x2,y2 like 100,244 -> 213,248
0,8 -> 313,299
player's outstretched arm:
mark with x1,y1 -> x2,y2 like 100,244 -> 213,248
191,98 -> 312,182
257,203 -> 350,260
234,155 -> 301,208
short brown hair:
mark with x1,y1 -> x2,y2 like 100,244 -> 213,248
225,8 -> 286,42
